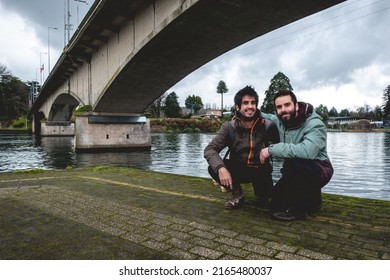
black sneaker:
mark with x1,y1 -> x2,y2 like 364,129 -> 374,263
271,209 -> 306,221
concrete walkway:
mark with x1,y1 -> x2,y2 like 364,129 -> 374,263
0,167 -> 389,260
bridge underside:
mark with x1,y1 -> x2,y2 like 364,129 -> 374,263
48,94 -> 80,122
94,0 -> 343,114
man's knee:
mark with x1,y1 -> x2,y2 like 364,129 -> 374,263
282,159 -> 320,176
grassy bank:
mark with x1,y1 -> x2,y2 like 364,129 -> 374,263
150,118 -> 224,133
0,116 -> 32,134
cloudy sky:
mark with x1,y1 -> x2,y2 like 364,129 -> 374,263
1,0 -> 389,112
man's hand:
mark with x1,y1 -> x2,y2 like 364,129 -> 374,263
218,167 -> 233,190
260,147 -> 270,165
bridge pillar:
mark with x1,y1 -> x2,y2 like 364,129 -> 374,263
41,121 -> 75,136
74,114 -> 151,151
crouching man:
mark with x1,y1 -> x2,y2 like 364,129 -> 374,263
260,90 -> 334,221
204,86 -> 279,209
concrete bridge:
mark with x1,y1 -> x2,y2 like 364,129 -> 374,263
31,0 -> 344,151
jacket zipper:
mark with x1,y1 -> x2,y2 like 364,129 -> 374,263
246,118 -> 263,166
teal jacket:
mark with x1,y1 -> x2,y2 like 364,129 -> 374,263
262,102 -> 330,161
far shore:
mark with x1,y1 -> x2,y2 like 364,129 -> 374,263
327,128 -> 390,132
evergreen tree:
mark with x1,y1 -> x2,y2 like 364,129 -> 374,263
329,107 -> 339,117
315,104 -> 329,124
261,71 -> 293,113
163,92 -> 182,118
382,85 -> 390,119
216,80 -> 228,111
374,105 -> 383,121
339,109 -> 350,117
185,95 -> 203,115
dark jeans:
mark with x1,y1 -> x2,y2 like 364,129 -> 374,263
208,159 -> 273,201
271,159 -> 333,213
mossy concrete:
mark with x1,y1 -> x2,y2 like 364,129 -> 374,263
0,166 -> 389,260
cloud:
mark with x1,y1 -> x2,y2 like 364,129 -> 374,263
0,0 -> 86,82
0,0 -> 389,114
170,0 -> 390,112
0,4 -> 43,81
297,62 -> 389,111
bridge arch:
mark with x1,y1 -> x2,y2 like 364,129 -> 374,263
48,93 -> 83,122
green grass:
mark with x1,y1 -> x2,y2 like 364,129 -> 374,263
4,116 -> 32,130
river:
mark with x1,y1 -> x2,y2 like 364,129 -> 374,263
1,132 -> 389,201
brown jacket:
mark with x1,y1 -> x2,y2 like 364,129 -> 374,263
204,109 -> 279,173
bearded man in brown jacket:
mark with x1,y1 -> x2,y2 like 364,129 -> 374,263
204,86 -> 279,209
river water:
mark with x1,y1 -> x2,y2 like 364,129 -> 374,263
1,132 -> 390,201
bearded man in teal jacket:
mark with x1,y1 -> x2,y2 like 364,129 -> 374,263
260,90 -> 333,221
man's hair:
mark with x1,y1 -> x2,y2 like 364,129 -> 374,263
273,89 -> 297,105
234,86 -> 259,107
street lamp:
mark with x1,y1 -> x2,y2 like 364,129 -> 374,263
73,0 -> 88,26
64,0 -> 88,45
39,52 -> 47,86
48,27 -> 58,74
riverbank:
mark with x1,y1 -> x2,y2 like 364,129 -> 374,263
328,128 -> 390,132
0,166 -> 389,260
0,128 -> 32,134
150,118 -> 223,133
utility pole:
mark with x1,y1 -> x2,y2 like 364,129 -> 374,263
64,0 -> 73,45
48,27 -> 58,74
64,0 -> 88,45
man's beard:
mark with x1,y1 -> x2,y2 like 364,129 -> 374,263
278,108 -> 297,127
239,109 -> 256,121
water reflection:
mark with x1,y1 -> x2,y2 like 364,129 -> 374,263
382,133 -> 390,196
326,132 -> 389,200
77,151 -> 152,170
39,136 -> 76,169
0,135 -> 47,171
150,133 -> 213,176
1,132 -> 390,200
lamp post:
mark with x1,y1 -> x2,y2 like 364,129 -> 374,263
39,52 -> 47,86
48,27 -> 58,74
73,0 -> 88,27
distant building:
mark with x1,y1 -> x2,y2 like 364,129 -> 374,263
202,109 -> 222,119
328,116 -> 367,126
371,121 -> 383,128
222,111 -> 232,117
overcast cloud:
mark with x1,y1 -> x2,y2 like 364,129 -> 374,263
1,0 -> 389,112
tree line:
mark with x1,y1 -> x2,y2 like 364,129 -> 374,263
1,62 -> 390,124
147,72 -> 390,123
144,80 -> 228,118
